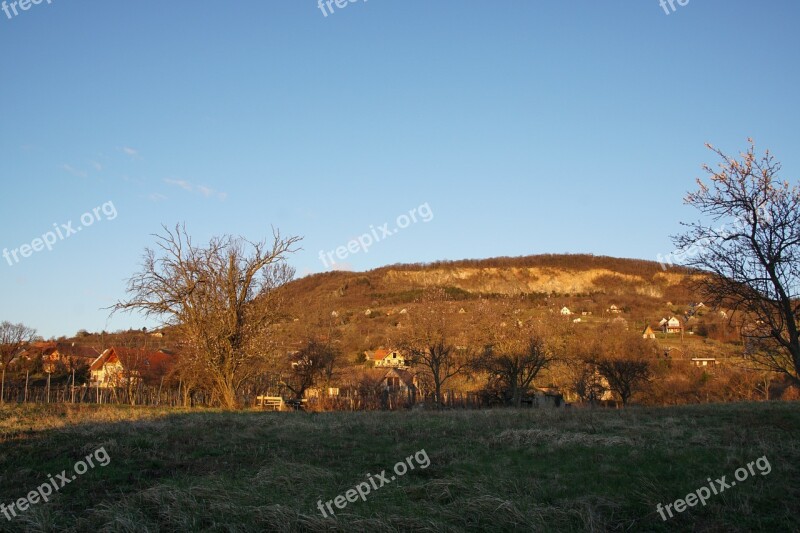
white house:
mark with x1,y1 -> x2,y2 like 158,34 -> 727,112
664,317 -> 682,334
90,349 -> 125,388
365,348 -> 408,369
560,307 -> 572,316
90,347 -> 173,388
377,349 -> 407,368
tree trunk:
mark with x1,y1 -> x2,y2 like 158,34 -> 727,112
217,380 -> 238,409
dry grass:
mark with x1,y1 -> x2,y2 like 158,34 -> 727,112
0,403 -> 798,532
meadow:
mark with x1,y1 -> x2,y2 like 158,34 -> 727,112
0,402 -> 797,532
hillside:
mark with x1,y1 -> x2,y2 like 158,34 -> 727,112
283,254 -> 700,309
276,254 -> 741,362
49,255 -> 738,363
29,254 -> 767,407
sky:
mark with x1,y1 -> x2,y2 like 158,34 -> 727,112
1,0 -> 798,339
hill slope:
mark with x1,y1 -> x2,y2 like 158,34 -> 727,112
282,254 -> 700,314
276,255 -> 733,360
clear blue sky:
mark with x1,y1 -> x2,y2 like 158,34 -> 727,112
1,0 -> 798,339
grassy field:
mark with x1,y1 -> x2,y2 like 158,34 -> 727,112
0,403 -> 798,532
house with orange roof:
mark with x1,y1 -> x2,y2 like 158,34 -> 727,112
364,348 -> 408,369
90,347 -> 174,388
42,342 -> 101,373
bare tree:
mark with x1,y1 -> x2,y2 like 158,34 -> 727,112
569,359 -> 607,405
395,288 -> 474,406
171,346 -> 209,407
282,339 -> 340,400
479,331 -> 555,408
0,321 -> 37,404
593,336 -> 655,406
112,224 -> 301,408
595,359 -> 650,407
673,140 -> 800,386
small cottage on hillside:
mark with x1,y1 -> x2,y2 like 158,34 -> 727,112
663,317 -> 682,334
364,348 -> 408,369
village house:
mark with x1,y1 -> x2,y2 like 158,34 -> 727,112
662,317 -> 683,334
7,342 -> 47,369
381,368 -> 418,395
364,348 -> 408,369
560,307 -> 572,316
90,347 -> 174,388
608,304 -> 622,314
9,341 -> 99,373
527,388 -> 566,408
691,357 -> 717,368
642,326 -> 656,339
42,342 -> 100,373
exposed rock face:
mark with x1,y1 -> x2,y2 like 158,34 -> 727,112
382,267 -> 679,298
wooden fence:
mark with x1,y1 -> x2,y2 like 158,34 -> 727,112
0,384 -> 487,410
